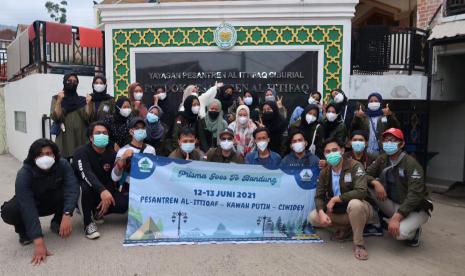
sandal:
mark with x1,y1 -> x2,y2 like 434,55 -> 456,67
330,228 -> 352,242
353,245 -> 369,261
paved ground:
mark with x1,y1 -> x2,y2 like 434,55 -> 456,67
1,154 -> 464,276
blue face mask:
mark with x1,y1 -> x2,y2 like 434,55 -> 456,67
133,129 -> 147,142
93,134 -> 109,148
383,142 -> 399,156
351,141 -> 366,153
325,151 -> 342,166
147,113 -> 159,124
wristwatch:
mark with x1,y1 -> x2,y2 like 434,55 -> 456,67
64,211 -> 73,217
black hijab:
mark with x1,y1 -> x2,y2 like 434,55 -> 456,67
179,95 -> 199,124
261,101 -> 287,134
323,103 -> 341,138
299,104 -> 320,131
61,73 -> 86,113
216,85 -> 237,114
90,75 -> 112,102
114,96 -> 131,123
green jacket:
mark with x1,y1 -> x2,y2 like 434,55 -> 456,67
366,152 -> 431,217
344,151 -> 378,170
315,158 -> 368,211
91,98 -> 115,122
50,97 -> 90,158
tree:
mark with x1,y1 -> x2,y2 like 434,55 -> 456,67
45,1 -> 68,23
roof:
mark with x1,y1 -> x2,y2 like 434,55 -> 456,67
0,29 -> 15,41
429,20 -> 465,40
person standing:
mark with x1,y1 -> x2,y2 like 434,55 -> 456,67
228,105 -> 257,157
259,101 -> 287,156
89,75 -> 115,121
201,99 -> 228,149
145,104 -> 168,156
127,82 -> 148,118
103,96 -> 133,150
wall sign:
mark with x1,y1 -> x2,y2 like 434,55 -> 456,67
214,23 -> 237,50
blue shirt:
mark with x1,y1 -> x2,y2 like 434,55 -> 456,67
331,170 -> 341,196
280,150 -> 319,168
245,150 -> 282,167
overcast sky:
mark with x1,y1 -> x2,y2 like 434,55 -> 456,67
0,0 -> 95,28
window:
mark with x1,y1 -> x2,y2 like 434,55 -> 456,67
14,111 -> 27,133
446,0 -> 465,17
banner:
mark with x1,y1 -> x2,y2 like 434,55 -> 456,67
124,154 -> 321,246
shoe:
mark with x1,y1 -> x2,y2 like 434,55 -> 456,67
50,220 -> 60,235
85,222 -> 100,239
93,212 -> 105,225
18,233 -> 32,246
406,228 -> 422,247
363,224 -> 383,237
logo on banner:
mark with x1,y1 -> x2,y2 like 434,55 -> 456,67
299,169 -> 314,182
214,23 -> 237,49
138,157 -> 154,173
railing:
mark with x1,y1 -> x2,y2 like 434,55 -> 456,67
351,27 -> 428,75
445,0 -> 465,16
0,48 -> 6,82
7,20 -> 105,81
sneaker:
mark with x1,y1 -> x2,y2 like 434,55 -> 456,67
406,227 -> 422,247
363,224 -> 383,237
50,220 -> 60,235
93,212 -> 105,225
18,233 -> 32,246
85,222 -> 100,239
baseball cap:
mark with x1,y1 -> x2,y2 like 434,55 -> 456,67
382,128 -> 404,141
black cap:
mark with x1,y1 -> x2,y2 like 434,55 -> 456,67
129,117 -> 146,129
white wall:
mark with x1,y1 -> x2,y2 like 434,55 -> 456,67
4,74 -> 93,161
349,74 -> 428,100
0,85 -> 6,154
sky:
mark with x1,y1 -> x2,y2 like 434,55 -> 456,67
0,0 -> 96,28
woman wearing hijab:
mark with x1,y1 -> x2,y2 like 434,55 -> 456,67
103,96 -> 133,150
228,105 -> 257,157
241,89 -> 260,122
145,105 -> 168,156
179,82 -> 222,118
260,101 -> 287,156
50,73 -> 93,159
289,91 -> 323,126
322,103 -> 348,145
200,99 -> 228,149
171,95 -> 208,152
289,104 -> 325,159
89,75 -> 114,121
216,84 -> 238,123
127,82 -> 148,118
153,86 -> 178,137
330,88 -> 356,130
263,88 -> 287,119
351,92 -> 400,154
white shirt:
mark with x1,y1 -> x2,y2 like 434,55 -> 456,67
111,143 -> 156,183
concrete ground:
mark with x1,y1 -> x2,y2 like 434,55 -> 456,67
0,154 -> 464,276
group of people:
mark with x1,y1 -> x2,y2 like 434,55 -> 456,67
0,72 -> 432,264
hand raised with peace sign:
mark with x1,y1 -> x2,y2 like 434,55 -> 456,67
255,117 -> 265,128
276,96 -> 284,109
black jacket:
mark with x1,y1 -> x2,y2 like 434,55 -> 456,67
15,158 -> 79,240
73,143 -> 117,193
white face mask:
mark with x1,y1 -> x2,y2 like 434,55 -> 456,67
244,97 -> 253,106
334,93 -> 344,103
35,156 -> 55,170
119,108 -> 132,117
157,92 -> 167,100
181,142 -> 195,153
238,116 -> 248,125
292,141 -> 306,153
265,95 -> 275,102
368,102 -> 381,111
305,114 -> 317,124
93,84 -> 106,93
191,106 -> 200,115
134,92 -> 143,101
326,112 -> 338,122
308,97 -> 318,105
220,140 -> 234,151
256,140 -> 268,151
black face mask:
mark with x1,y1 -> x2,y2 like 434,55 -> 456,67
64,83 -> 78,94
262,112 -> 274,121
208,111 -> 220,120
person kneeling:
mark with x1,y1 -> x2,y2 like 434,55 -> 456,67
1,139 -> 79,265
366,128 -> 432,247
205,128 -> 244,163
308,138 -> 376,261
73,121 -> 129,239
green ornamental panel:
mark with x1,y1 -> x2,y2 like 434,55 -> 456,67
112,25 -> 343,101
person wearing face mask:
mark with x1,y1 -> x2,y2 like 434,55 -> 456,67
344,130 -> 377,170
280,130 -> 319,170
153,86 -> 178,138
216,84 -> 238,120
309,138 -> 376,261
263,88 -> 287,119
228,105 -> 257,157
205,128 -> 244,163
171,95 -> 208,152
103,96 -> 133,150
128,82 -> 148,118
145,105 -> 168,156
237,90 -> 260,122
50,73 -> 93,159
89,75 -> 115,121
112,117 -> 156,192
1,139 -> 79,265
289,104 -> 325,159
245,127 -> 282,166
366,128 -> 432,247
169,127 -> 203,160
289,91 -> 323,126
259,101 -> 288,156
200,99 -> 228,149
179,82 -> 223,119
322,103 -> 347,145
73,122 -> 128,239
330,89 -> 356,130
351,93 -> 400,154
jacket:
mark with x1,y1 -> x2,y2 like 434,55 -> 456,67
280,150 -> 320,168
344,151 -> 378,170
168,148 -> 202,161
206,148 -> 244,164
351,114 -> 400,144
289,119 -> 325,159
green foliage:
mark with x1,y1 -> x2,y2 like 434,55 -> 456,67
156,218 -> 164,232
128,206 -> 143,224
45,1 -> 68,23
